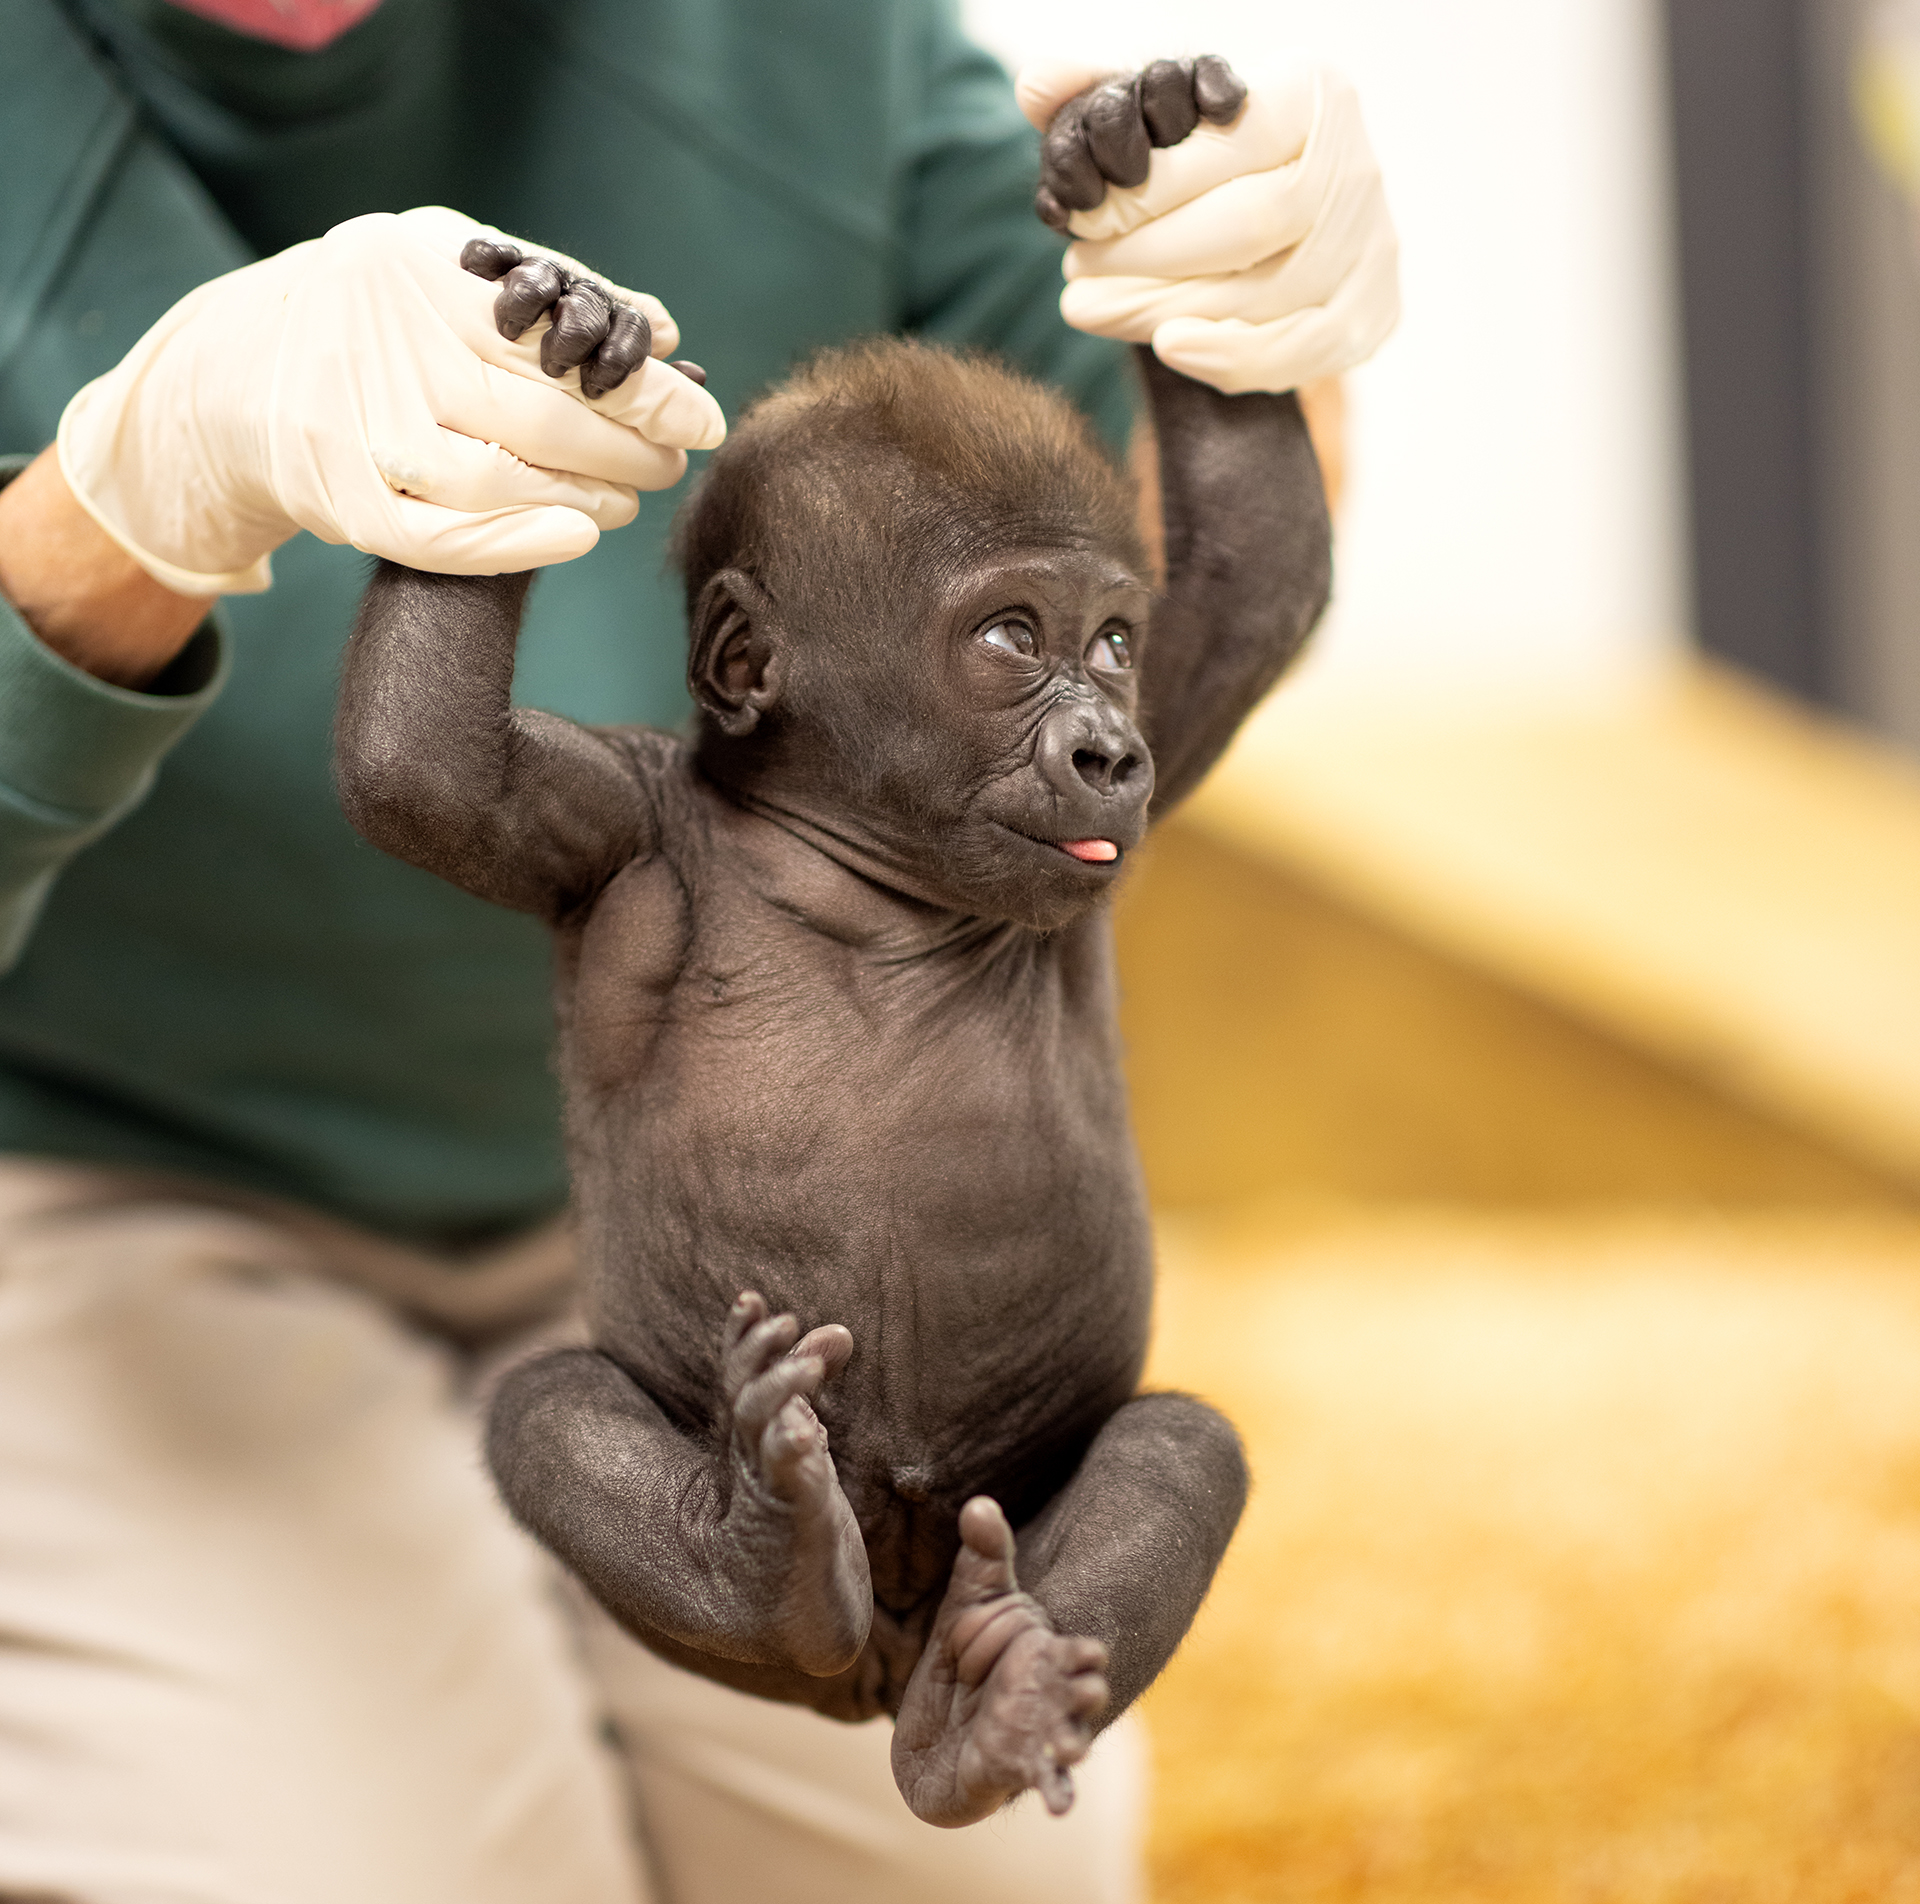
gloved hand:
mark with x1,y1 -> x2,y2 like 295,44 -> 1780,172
1017,58 -> 1400,395
57,206 -> 727,595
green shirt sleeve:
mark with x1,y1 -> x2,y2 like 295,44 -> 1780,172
0,1 -> 254,970
894,0 -> 1134,453
0,465 -> 226,970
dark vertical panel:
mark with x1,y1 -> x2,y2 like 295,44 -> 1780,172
1804,0 -> 1920,752
1665,0 -> 1828,700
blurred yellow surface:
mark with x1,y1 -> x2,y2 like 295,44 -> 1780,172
1185,667 -> 1920,1191
1139,1208 -> 1920,1903
1110,664 -> 1920,1897
1115,826 -> 1905,1210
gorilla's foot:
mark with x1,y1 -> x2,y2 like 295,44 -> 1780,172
890,1497 -> 1111,1827
713,1291 -> 870,1677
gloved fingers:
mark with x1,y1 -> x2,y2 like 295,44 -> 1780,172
1151,312 -> 1336,395
1064,72 -> 1318,243
1058,264 -> 1286,340
420,249 -> 725,449
1015,59 -> 1110,131
1148,240 -> 1400,392
281,222 -> 675,486
443,364 -> 691,490
584,355 -> 730,451
1059,208 -> 1366,339
396,206 -> 681,356
1057,270 -> 1168,344
369,429 -> 640,529
379,496 -> 604,572
1063,157 -> 1323,281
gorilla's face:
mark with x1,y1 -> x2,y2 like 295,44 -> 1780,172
783,543 -> 1155,931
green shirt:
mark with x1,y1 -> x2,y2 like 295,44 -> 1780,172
0,0 -> 1130,1238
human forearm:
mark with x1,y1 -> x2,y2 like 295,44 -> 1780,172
0,448 -> 208,690
0,455 -> 225,969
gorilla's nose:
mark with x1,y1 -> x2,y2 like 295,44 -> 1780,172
1039,698 -> 1151,809
1071,737 -> 1143,796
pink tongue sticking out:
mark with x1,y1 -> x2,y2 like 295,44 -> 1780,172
1060,839 -> 1119,863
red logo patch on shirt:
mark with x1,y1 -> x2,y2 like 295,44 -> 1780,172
163,0 -> 384,51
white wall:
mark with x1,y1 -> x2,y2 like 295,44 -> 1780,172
961,0 -> 1692,706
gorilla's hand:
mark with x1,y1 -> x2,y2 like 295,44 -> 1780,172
1022,58 -> 1400,395
457,237 -> 710,403
1032,57 -> 1248,230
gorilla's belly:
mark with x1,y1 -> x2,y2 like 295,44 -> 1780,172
572,979 -> 1154,1534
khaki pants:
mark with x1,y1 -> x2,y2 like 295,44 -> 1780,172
0,1160 -> 1145,1904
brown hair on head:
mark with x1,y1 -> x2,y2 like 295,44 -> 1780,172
670,337 -> 1144,631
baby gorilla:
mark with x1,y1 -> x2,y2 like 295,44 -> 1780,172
335,80 -> 1328,1828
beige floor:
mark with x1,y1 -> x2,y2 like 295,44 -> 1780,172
1138,1208 -> 1920,1903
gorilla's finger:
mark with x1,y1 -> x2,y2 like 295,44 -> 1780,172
1083,77 -> 1151,187
580,301 -> 652,400
541,280 -> 614,379
1040,98 -> 1106,213
493,257 -> 570,342
1034,185 -> 1072,234
1140,58 -> 1200,147
1193,54 -> 1248,125
668,360 -> 708,386
723,1290 -> 769,1358
459,236 -> 524,282
735,1357 -> 826,1438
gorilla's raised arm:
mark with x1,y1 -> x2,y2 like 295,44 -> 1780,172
1137,350 -> 1330,815
1034,57 -> 1333,817
336,563 -> 656,921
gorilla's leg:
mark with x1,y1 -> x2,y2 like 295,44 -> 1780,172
488,1293 -> 871,1679
890,1393 -> 1246,1826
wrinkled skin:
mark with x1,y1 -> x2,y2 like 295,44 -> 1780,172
335,68 -> 1328,1828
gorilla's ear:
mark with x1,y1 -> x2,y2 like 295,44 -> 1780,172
688,568 -> 785,737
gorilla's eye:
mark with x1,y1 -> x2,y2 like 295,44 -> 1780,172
1090,627 -> 1134,671
981,620 -> 1039,658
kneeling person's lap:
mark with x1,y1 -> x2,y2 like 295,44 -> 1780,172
0,1162 -> 1146,1904
0,1161 -> 645,1904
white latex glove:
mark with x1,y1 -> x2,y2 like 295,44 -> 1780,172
1018,61 -> 1400,395
58,206 -> 727,594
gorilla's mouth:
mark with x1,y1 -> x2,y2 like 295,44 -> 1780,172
993,822 -> 1127,869
982,819 -> 1138,883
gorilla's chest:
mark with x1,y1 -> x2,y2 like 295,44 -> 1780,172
563,839 -> 1154,1498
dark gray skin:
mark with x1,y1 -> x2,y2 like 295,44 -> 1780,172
1035,55 -> 1247,230
335,65 -> 1329,1829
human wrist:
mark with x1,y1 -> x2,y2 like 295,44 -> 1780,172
0,448 -> 211,690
